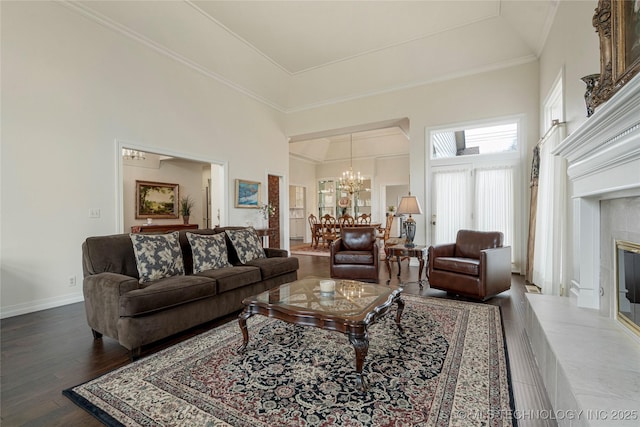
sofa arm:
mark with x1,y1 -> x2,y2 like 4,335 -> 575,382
264,248 -> 289,258
83,272 -> 139,340
479,246 -> 512,297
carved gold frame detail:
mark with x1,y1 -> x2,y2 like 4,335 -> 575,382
586,0 -> 640,116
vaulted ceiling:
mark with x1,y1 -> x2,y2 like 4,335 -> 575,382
69,1 -> 559,162
71,1 -> 558,113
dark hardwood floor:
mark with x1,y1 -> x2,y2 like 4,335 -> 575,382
1,254 -> 555,426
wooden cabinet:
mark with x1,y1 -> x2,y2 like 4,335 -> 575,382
289,218 -> 305,239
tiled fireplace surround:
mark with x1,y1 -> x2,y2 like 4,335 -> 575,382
525,75 -> 640,426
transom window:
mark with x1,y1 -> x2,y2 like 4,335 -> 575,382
431,122 -> 518,159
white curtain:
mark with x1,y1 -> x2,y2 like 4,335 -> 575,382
433,169 -> 471,244
532,125 -> 567,295
475,167 -> 514,258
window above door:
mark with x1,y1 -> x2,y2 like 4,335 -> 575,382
430,121 -> 519,160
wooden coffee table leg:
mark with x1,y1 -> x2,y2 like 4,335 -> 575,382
237,308 -> 252,353
348,332 -> 369,392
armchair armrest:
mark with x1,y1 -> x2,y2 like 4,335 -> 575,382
429,243 -> 456,258
372,241 -> 379,268
428,243 -> 456,271
479,246 -> 512,297
83,272 -> 139,340
330,238 -> 345,258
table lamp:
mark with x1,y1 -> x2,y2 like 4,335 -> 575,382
397,192 -> 422,247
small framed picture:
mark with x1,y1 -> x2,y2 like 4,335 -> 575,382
235,179 -> 261,208
135,180 -> 179,219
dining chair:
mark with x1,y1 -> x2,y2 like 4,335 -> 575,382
356,213 -> 371,224
308,214 -> 322,248
338,214 -> 355,228
380,214 -> 407,259
320,214 -> 338,248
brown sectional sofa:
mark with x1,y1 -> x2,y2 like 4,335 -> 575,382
81,227 -> 298,358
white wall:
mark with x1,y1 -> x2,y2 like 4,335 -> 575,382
285,61 -> 540,269
539,0 -> 599,135
0,2 -> 287,317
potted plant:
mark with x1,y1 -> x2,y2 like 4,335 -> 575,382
180,195 -> 195,224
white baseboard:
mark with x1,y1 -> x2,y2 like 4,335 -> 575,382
0,293 -> 85,319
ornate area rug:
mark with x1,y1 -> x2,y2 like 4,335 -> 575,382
63,295 -> 516,426
290,243 -> 330,257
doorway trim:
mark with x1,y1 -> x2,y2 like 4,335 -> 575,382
115,139 -> 229,233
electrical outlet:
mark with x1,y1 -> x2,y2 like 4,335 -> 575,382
89,208 -> 101,219
68,275 -> 77,287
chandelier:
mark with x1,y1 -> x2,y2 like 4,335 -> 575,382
122,148 -> 146,160
338,134 -> 363,195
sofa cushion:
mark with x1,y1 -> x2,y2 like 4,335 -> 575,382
433,257 -> 479,276
178,229 -> 220,275
186,232 -> 232,273
334,251 -> 375,265
195,266 -> 262,293
119,275 -> 216,317
130,232 -> 185,284
225,228 -> 265,264
246,256 -> 300,280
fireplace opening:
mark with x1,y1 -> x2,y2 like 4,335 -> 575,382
616,240 -> 640,337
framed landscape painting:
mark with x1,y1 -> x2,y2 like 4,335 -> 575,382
235,179 -> 261,208
136,180 -> 179,219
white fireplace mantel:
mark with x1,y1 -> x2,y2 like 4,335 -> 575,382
554,74 -> 640,200
553,74 -> 640,310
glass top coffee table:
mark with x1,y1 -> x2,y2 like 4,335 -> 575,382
238,277 -> 404,392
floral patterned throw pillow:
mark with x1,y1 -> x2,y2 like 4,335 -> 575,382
129,231 -> 185,284
225,228 -> 265,264
186,232 -> 232,273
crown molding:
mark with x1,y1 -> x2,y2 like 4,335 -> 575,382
285,55 -> 538,113
184,0 -> 291,76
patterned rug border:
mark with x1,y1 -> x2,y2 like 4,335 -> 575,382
290,244 -> 330,257
63,295 -> 517,427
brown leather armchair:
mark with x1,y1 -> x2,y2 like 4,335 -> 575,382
427,229 -> 511,300
330,227 -> 379,283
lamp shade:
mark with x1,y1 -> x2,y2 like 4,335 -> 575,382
397,195 -> 422,215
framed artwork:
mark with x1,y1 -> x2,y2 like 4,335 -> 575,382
135,180 -> 179,219
612,0 -> 640,83
235,179 -> 261,208
589,0 -> 640,113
